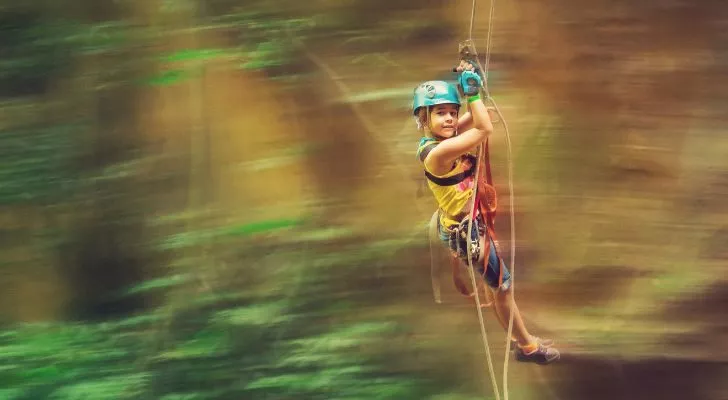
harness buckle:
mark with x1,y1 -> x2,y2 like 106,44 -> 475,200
448,213 -> 484,263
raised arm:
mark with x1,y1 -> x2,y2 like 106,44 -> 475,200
425,69 -> 493,175
458,106 -> 496,132
457,111 -> 473,131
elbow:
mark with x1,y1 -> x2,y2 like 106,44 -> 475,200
474,125 -> 493,138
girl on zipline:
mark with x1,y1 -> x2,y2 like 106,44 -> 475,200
414,60 -> 560,365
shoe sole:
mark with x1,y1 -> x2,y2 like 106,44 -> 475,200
515,351 -> 560,365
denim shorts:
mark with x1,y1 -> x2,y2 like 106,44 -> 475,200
438,217 -> 512,290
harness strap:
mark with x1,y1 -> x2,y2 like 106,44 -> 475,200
476,139 -> 504,288
418,142 -> 437,162
421,138 -> 503,292
420,141 -> 477,187
425,169 -> 473,186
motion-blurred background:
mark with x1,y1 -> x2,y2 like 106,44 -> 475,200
0,0 -> 726,399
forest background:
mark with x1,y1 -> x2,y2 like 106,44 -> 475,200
0,1 -> 726,399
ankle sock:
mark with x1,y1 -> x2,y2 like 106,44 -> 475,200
519,342 -> 539,354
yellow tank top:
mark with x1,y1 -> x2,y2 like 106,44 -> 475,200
416,138 -> 476,231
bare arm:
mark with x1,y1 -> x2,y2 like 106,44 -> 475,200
458,106 -> 495,132
458,111 -> 473,131
425,96 -> 493,175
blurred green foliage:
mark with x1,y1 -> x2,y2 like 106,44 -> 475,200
0,124 -> 83,205
0,12 -> 76,97
0,2 -> 455,398
2,1 -> 725,399
0,224 -> 450,399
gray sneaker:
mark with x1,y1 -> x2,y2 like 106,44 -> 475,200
514,343 -> 560,365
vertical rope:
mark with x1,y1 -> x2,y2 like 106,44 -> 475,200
495,96 -> 516,400
464,1 -> 519,400
469,0 -> 477,41
463,1 -> 504,399
477,1 -> 520,398
484,0 -> 496,85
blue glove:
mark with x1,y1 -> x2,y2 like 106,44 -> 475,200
459,70 -> 482,97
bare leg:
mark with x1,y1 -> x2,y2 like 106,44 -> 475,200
488,288 -> 509,333
475,237 -> 560,363
492,286 -> 533,346
472,235 -> 534,346
455,228 -> 544,349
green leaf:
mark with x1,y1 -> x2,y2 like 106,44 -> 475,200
164,49 -> 225,62
156,329 -> 228,361
18,365 -> 63,381
158,218 -> 302,250
123,274 -> 190,295
158,229 -> 216,250
49,373 -> 149,400
223,218 -> 302,237
213,302 -> 290,327
145,70 -> 189,86
102,313 -> 165,330
246,367 -> 364,391
159,394 -> 206,400
0,389 -> 24,400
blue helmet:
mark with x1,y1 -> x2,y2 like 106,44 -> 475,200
412,80 -> 461,116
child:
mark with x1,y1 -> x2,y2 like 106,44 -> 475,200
414,61 -> 560,365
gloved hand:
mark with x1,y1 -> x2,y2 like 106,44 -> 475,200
459,70 -> 483,97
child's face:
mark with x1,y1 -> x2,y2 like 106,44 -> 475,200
429,104 -> 459,138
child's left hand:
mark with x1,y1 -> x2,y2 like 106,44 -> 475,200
459,70 -> 483,96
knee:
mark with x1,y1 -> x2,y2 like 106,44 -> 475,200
493,284 -> 512,300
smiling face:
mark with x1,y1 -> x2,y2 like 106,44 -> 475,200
428,104 -> 459,139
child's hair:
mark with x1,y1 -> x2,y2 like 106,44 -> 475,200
415,107 -> 429,133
